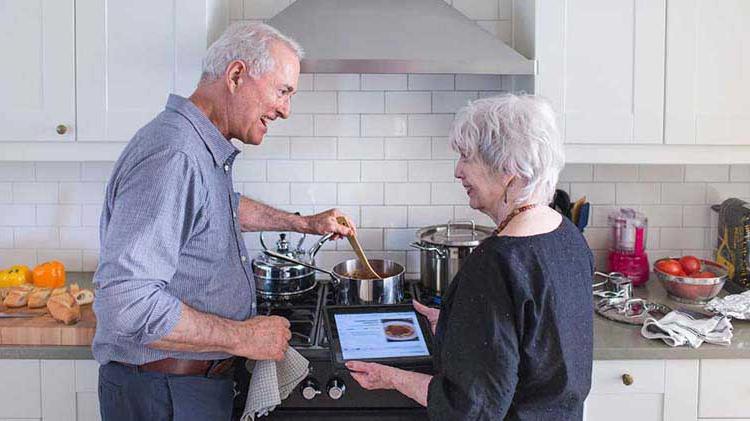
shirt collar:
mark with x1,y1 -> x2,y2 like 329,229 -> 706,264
165,94 -> 239,168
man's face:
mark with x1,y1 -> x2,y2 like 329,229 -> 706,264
228,42 -> 300,144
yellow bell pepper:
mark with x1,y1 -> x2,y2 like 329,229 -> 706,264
0,265 -> 33,288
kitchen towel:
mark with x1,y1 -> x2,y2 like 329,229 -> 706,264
641,310 -> 733,348
241,347 -> 310,421
706,290 -> 750,319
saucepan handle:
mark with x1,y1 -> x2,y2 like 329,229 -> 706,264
262,249 -> 341,286
409,241 -> 447,259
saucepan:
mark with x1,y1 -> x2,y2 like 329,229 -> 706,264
262,250 -> 404,304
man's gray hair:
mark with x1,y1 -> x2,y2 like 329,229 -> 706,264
201,22 -> 304,81
450,94 -> 564,205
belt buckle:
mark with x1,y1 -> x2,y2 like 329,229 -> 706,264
206,357 -> 235,378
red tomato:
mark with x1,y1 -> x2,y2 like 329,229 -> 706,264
656,259 -> 687,276
690,271 -> 715,278
679,256 -> 702,274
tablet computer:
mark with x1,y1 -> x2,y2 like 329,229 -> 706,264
323,304 -> 435,368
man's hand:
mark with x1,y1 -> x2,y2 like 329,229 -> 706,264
304,208 -> 355,240
231,315 -> 291,361
346,361 -> 399,390
413,299 -> 440,335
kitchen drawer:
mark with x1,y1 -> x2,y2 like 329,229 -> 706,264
591,360 -> 665,394
0,360 -> 41,419
699,360 -> 750,418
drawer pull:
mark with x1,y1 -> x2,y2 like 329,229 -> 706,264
56,124 -> 68,135
621,373 -> 634,386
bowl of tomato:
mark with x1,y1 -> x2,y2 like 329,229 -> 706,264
653,256 -> 727,304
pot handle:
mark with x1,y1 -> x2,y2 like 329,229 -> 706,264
309,232 -> 335,258
263,249 -> 341,282
409,241 -> 447,259
446,219 -> 476,237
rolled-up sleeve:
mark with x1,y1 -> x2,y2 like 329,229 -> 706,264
93,150 -> 205,345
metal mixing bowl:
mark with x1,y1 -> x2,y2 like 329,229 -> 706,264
653,258 -> 728,304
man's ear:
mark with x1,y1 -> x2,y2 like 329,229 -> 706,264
225,60 -> 247,93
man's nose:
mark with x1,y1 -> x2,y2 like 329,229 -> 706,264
277,97 -> 291,119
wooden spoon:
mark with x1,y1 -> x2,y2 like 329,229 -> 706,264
336,216 -> 382,279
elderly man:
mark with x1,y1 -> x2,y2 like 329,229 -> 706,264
93,22 -> 352,420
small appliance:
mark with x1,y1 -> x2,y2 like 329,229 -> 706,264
607,208 -> 650,286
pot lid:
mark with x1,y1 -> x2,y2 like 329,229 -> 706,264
416,221 -> 494,247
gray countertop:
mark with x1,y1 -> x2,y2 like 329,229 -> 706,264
3,272 -> 750,360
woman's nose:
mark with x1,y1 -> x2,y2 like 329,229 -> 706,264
454,162 -> 462,179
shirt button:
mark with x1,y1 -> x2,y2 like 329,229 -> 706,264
233,211 -> 237,218
241,255 -> 247,263
223,164 -> 229,172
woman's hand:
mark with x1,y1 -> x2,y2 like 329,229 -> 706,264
346,361 -> 398,390
413,299 -> 440,335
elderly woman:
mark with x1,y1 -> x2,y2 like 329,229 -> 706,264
347,94 -> 594,420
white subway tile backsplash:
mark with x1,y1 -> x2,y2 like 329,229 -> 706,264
361,115 -> 408,137
570,183 -> 615,205
385,92 -> 431,114
242,137 -> 290,159
660,227 -> 706,250
638,165 -> 683,182
589,205 -> 620,227
233,160 -> 267,182
338,138 -> 384,160
384,138 -> 432,160
0,205 -> 36,226
384,228 -> 418,250
683,205 -> 711,227
455,74 -> 503,90
638,205 -> 682,227
338,184 -> 384,205
244,183 -> 290,204
730,165 -> 750,182
385,183 -> 431,205
290,138 -> 337,159
0,249 -> 37,267
0,228 -> 12,248
35,163 -> 80,181
0,183 -> 10,202
706,183 -> 750,204
583,227 -> 611,250
297,74 -> 313,91
361,161 -> 408,182
362,74 -> 407,91
290,183 -> 338,204
560,164 -> 593,182
60,227 -> 99,250
266,114 -> 314,136
83,251 -> 99,271
594,165 -> 638,182
315,115 -> 360,137
408,161 -> 455,182
685,165 -> 729,182
81,162 -> 114,182
242,0 -> 290,19
267,161 -> 313,182
36,205 -> 81,227
616,183 -> 660,204
431,137 -> 457,159
661,183 -> 706,205
338,92 -> 384,114
431,183 -> 468,205
37,249 -> 82,271
0,163 -> 34,181
13,182 -> 58,204
314,74 -> 360,91
409,114 -> 454,136
314,161 -> 360,182
432,91 -> 478,113
59,183 -> 104,204
408,74 -> 454,91
361,206 -> 407,228
452,0 -> 498,19
408,206 -> 454,227
82,205 -> 101,227
14,227 -> 59,249
453,206 -> 495,226
337,228 -> 383,251
290,92 -> 337,114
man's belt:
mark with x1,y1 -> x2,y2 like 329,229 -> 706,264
122,357 -> 237,378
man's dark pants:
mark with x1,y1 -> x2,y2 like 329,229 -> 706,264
98,362 -> 234,421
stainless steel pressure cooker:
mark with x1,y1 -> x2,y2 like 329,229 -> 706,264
410,220 -> 494,294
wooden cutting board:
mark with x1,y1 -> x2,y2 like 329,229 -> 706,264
0,305 -> 95,346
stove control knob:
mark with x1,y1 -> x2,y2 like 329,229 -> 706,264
327,378 -> 346,400
301,378 -> 321,400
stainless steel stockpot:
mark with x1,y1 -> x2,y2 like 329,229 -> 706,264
410,220 -> 494,294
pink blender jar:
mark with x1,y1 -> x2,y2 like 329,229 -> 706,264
607,208 -> 650,286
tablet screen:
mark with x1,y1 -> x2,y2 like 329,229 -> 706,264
334,310 -> 430,360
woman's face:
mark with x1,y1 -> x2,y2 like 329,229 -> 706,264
454,154 -> 507,214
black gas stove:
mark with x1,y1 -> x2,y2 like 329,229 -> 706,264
232,280 -> 439,420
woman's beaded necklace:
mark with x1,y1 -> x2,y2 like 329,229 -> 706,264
492,204 -> 538,236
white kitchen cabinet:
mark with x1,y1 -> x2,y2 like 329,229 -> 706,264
0,361 -> 41,419
76,0 -> 227,142
0,1 -> 75,143
536,0 -> 666,145
665,0 -> 750,145
584,360 -> 698,421
698,359 -> 750,419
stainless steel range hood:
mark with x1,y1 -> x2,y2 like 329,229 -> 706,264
268,0 -> 535,75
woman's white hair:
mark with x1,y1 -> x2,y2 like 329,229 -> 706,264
450,94 -> 564,205
201,22 -> 304,81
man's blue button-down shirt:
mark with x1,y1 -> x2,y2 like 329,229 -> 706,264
92,94 -> 256,365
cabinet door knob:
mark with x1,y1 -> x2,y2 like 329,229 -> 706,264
621,373 -> 634,386
56,124 -> 68,135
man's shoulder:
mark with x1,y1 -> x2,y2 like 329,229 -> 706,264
125,111 -> 211,165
